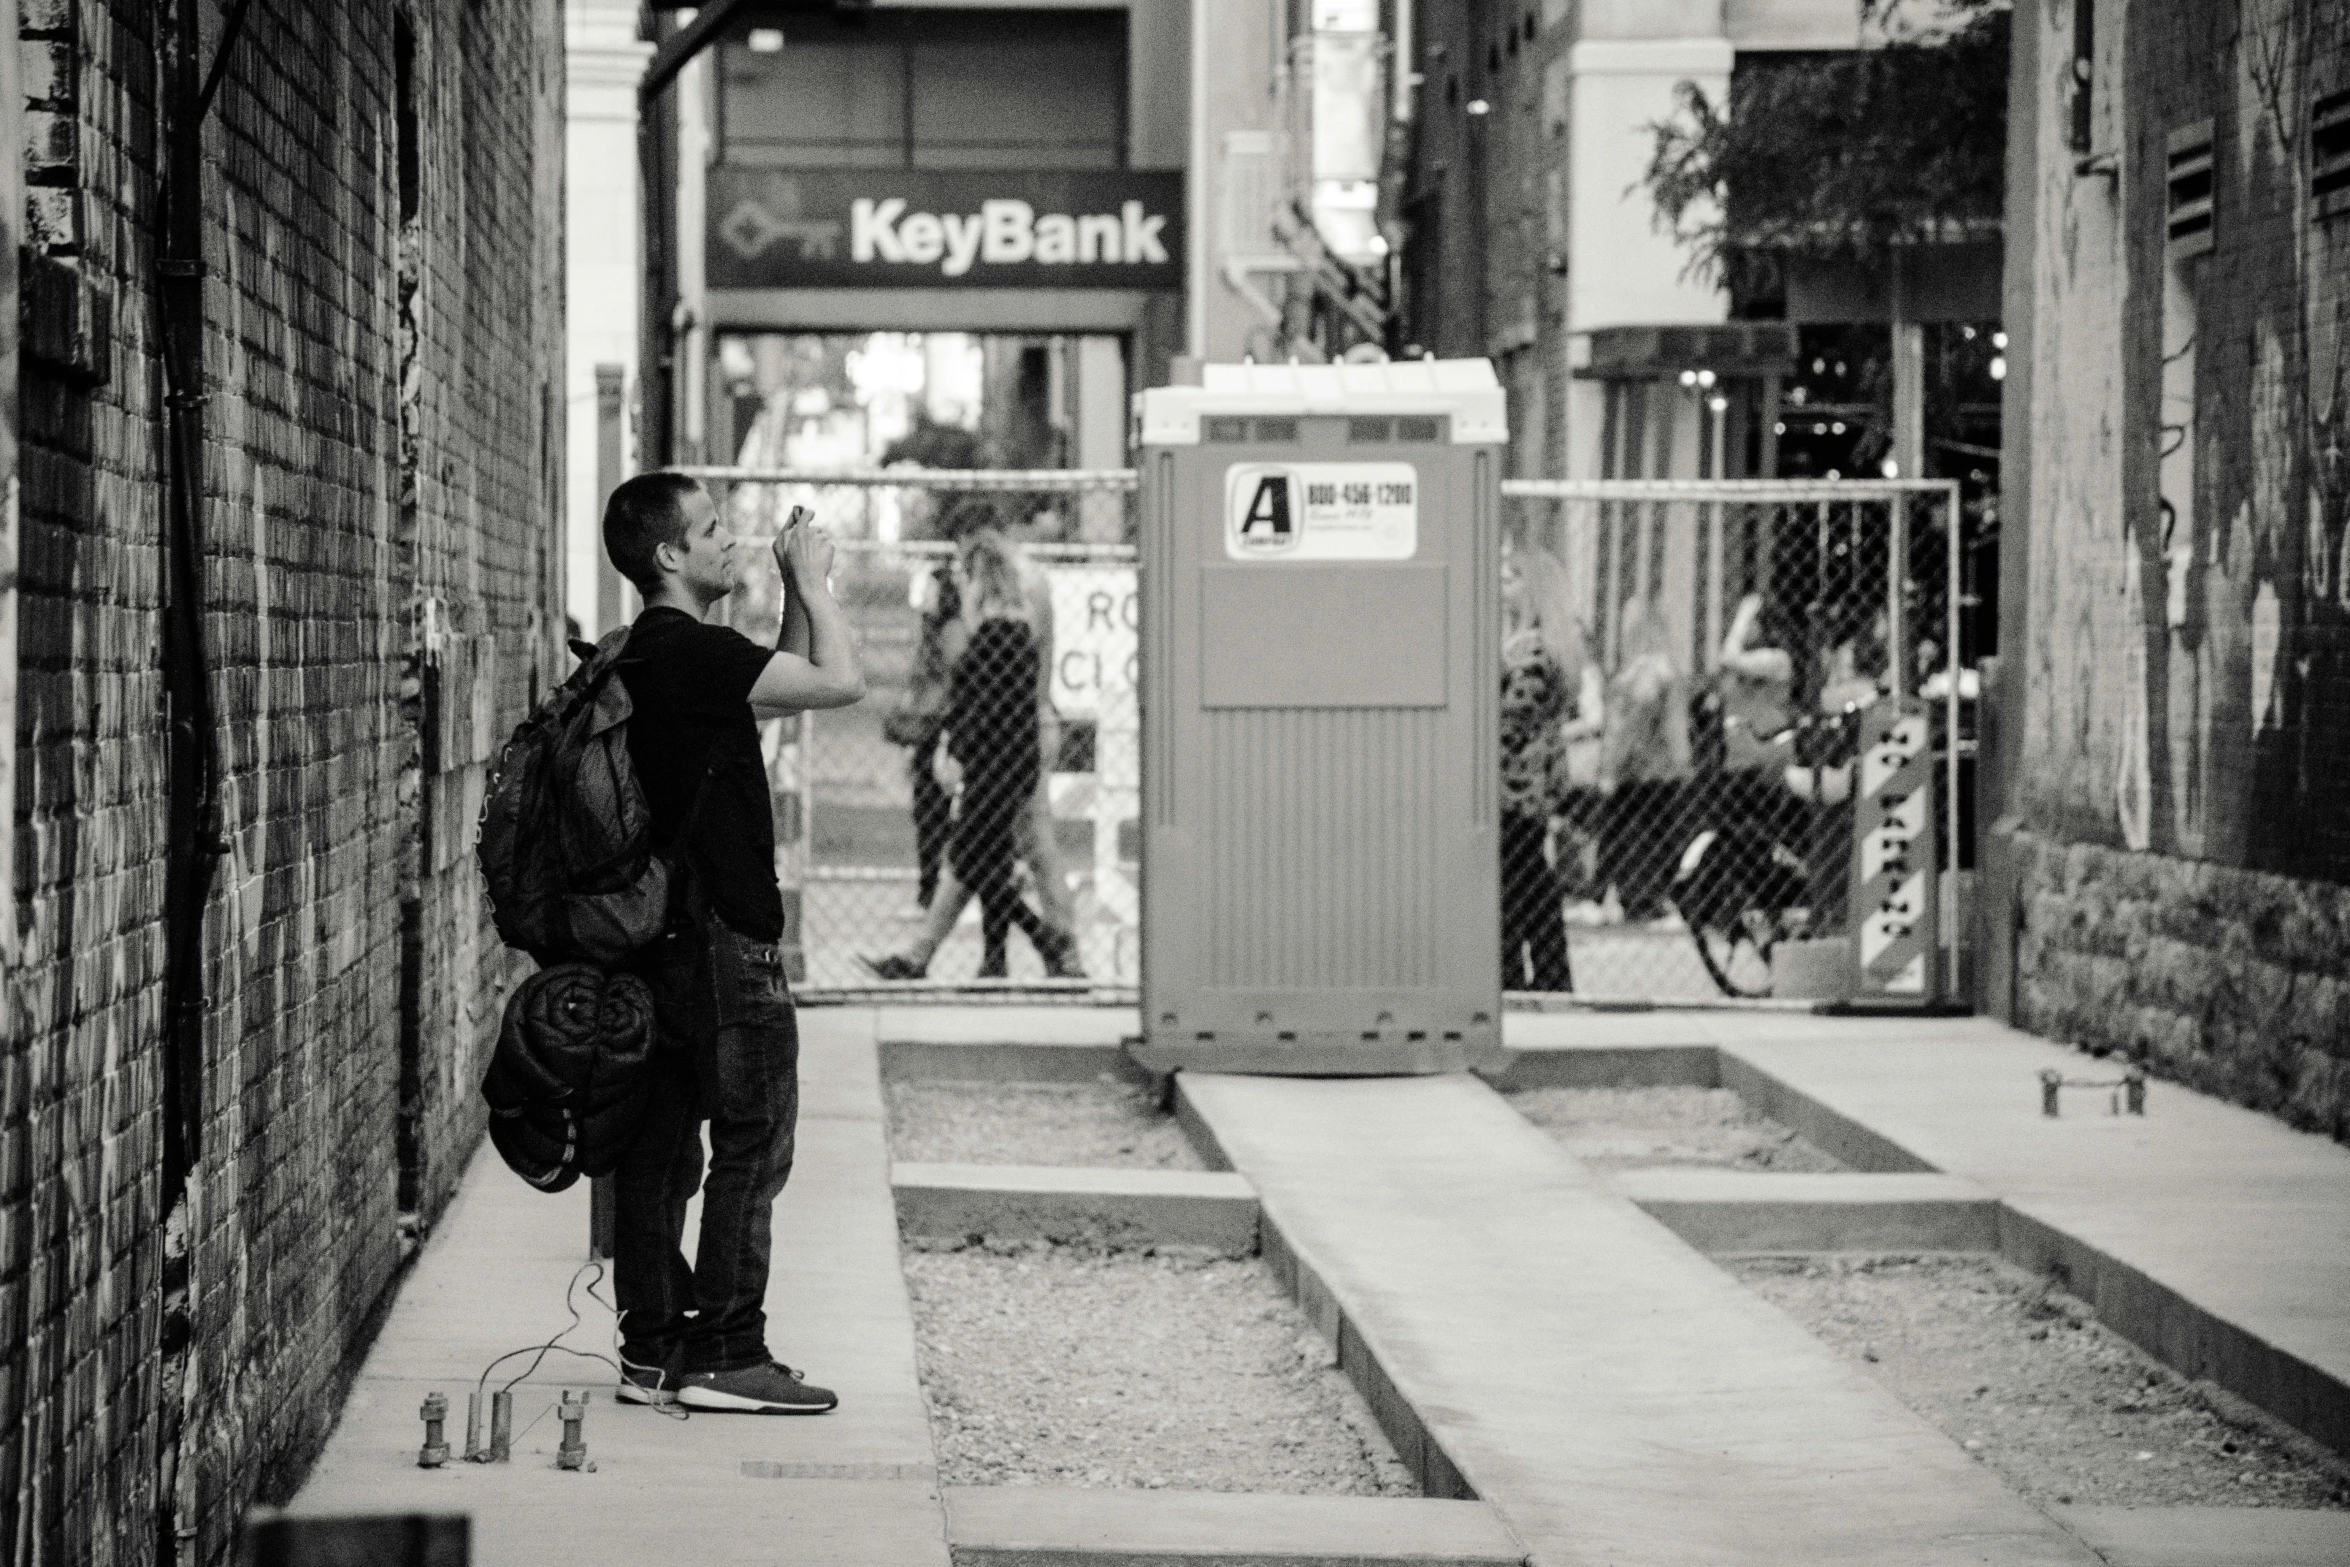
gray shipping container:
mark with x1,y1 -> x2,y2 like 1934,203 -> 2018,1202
1133,361 -> 1508,1076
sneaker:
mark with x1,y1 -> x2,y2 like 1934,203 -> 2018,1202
859,952 -> 927,981
676,1361 -> 839,1415
615,1362 -> 679,1408
1035,926 -> 1088,981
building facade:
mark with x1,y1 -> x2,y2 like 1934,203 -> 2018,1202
1,2 -> 566,1560
1984,0 -> 2350,1137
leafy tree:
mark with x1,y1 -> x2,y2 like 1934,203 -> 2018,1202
1643,3 -> 2010,299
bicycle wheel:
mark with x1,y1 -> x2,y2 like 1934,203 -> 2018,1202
1683,905 -> 1776,998
1669,824 -> 1783,999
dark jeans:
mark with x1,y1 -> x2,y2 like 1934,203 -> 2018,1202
1500,810 -> 1573,992
909,734 -> 952,907
953,764 -> 1048,968
612,912 -> 800,1377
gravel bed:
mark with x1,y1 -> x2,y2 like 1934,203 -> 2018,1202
1731,1253 -> 2350,1509
904,1240 -> 1417,1496
886,1080 -> 1202,1169
1509,1085 -> 1844,1172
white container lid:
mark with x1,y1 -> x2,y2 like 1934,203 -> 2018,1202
1139,358 -> 1507,445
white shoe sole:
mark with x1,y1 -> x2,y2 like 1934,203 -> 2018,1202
676,1385 -> 836,1414
614,1384 -> 678,1407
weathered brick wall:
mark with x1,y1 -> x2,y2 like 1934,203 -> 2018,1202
9,3 -> 172,1559
1,1 -> 563,1561
2008,829 -> 2350,1138
1989,0 -> 2349,1138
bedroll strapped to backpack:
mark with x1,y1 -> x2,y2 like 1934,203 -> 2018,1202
482,963 -> 658,1192
477,628 -> 673,966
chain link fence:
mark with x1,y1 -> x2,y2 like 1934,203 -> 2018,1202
1497,479 -> 1963,1003
687,469 -> 1962,1006
687,468 -> 1141,997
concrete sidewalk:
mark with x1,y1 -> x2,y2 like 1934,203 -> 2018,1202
282,1008 -> 950,1566
1181,1070 -> 2099,1567
1510,1010 -> 2350,1454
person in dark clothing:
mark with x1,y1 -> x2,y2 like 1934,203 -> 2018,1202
1499,630 -> 1575,992
934,533 -> 1057,977
894,559 -> 962,908
600,472 -> 864,1416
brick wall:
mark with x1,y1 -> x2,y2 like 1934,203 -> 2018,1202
1,2 -> 564,1561
2007,830 -> 2350,1138
1987,0 -> 2350,1139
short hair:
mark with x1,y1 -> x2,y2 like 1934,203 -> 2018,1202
603,472 -> 704,591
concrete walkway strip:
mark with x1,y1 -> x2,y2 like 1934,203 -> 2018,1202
892,1162 -> 1260,1253
284,1008 -> 955,1567
1180,1071 -> 2101,1567
1704,1017 -> 2350,1459
1500,1010 -> 2350,1462
944,1487 -> 1527,1567
2047,1505 -> 2350,1567
876,1005 -> 1144,1083
1609,1169 -> 2001,1253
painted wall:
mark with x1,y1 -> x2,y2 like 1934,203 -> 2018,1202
1989,0 -> 2350,1139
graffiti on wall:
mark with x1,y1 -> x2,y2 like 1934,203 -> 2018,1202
2042,0 -> 2350,883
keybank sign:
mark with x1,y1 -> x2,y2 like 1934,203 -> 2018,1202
709,168 -> 1186,292
853,198 -> 1167,273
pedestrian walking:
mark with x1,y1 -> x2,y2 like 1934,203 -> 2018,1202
1500,629 -> 1575,991
889,555 -> 964,909
862,528 -> 1084,981
1498,543 -> 1584,990
600,472 -> 865,1415
930,533 -> 1069,977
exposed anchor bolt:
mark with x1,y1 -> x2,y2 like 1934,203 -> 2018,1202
488,1388 -> 514,1462
416,1392 -> 450,1469
556,1389 -> 594,1472
2039,1066 -> 2146,1118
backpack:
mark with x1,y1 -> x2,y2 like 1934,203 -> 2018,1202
477,628 -> 676,966
482,963 -> 658,1191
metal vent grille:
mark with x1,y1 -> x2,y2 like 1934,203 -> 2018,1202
2167,120 -> 2215,256
2315,89 -> 2350,211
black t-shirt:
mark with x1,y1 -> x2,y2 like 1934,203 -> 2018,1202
617,607 -> 783,942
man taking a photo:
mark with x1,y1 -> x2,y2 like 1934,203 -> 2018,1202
600,472 -> 864,1414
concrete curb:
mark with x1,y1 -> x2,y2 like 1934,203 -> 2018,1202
873,1030 -> 2350,1468
1611,1169 -> 2002,1253
1994,1201 -> 2350,1462
892,1162 -> 1261,1254
1169,1079 -> 1483,1507
943,1487 -> 1527,1567
1711,1051 -> 1938,1174
1478,1043 -> 1720,1092
2042,1505 -> 2350,1567
882,1038 -> 1145,1084
1494,1039 -> 2350,1463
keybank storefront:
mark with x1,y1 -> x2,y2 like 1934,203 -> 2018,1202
702,7 -> 1189,402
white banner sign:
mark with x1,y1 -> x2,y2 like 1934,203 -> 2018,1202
1047,565 -> 1139,721
1224,461 -> 1419,561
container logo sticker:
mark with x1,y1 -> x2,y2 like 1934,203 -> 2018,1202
1223,463 -> 1418,561
1232,473 -> 1298,554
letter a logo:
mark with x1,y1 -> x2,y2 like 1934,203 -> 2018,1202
1238,475 -> 1293,551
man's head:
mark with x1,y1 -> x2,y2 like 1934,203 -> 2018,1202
603,472 -> 734,606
